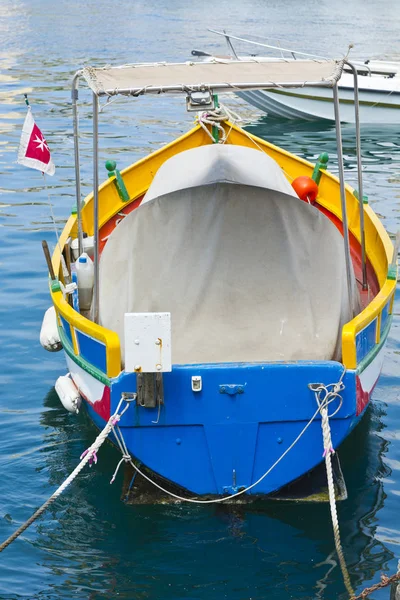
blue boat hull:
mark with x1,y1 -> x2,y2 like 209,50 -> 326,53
81,360 -> 364,497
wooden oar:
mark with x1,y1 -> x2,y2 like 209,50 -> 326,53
42,240 -> 56,281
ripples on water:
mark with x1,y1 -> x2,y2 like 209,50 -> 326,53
0,0 -> 400,598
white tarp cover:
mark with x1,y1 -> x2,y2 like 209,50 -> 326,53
142,144 -> 299,203
82,59 -> 343,96
99,145 -> 360,365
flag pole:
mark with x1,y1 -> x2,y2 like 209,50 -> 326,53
24,94 -> 30,107
42,173 -> 71,284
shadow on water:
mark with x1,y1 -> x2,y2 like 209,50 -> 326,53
31,388 -> 394,599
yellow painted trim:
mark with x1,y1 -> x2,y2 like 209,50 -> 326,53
49,127 -> 214,378
51,289 -> 122,378
376,313 -> 381,344
390,290 -> 395,313
342,278 -> 397,369
74,125 -> 214,236
48,121 -> 395,375
71,326 -> 79,355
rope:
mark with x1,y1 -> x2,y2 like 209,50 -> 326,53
197,103 -> 294,181
197,103 -> 242,143
309,373 -> 354,598
0,398 -> 129,553
110,396 -> 337,504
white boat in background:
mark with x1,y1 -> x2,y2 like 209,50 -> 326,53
194,30 -> 400,124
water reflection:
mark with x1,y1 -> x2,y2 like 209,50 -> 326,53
32,388 -> 394,599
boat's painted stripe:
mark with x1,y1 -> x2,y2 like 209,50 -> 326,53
357,342 -> 385,391
268,88 -> 400,109
381,299 -> 391,333
48,122 -> 395,379
355,342 -> 386,415
342,283 -> 396,369
356,315 -> 392,374
356,318 -> 378,363
59,315 -> 73,345
58,325 -> 111,386
52,290 -> 121,378
75,329 -> 107,374
65,354 -> 111,421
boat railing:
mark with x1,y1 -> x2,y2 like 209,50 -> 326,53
208,28 -> 328,60
208,29 -> 398,77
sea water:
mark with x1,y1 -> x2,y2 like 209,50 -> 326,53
0,1 -> 400,598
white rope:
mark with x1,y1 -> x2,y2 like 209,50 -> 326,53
310,374 -> 355,598
197,103 -> 242,144
197,104 -> 294,181
110,400 -> 329,504
0,398 -> 129,553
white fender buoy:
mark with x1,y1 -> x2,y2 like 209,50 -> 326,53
40,306 -> 62,352
55,374 -> 81,414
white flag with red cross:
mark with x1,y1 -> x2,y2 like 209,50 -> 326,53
17,106 -> 55,176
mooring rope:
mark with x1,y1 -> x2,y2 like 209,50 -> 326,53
197,103 -> 242,143
108,404 -> 322,502
197,103 -> 294,182
309,373 -> 355,598
0,398 -> 129,553
0,373 -> 352,571
108,383 -> 345,508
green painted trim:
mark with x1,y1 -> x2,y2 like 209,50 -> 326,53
51,279 -> 61,292
105,160 -> 130,202
212,94 -> 220,143
387,265 -> 397,280
58,325 -> 111,386
269,89 -> 400,109
356,316 -> 393,374
353,190 -> 369,205
311,152 -> 329,185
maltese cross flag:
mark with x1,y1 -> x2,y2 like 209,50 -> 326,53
17,106 -> 55,176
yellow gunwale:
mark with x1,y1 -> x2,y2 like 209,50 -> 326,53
50,122 -> 395,377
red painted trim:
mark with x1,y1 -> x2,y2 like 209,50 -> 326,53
79,386 -> 111,421
316,204 -> 380,306
355,374 -> 379,416
99,195 -> 144,255
356,376 -> 369,416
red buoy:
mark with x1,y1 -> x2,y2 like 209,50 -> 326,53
291,176 -> 319,204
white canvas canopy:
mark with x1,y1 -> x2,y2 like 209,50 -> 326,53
82,59 -> 344,97
99,145 -> 360,365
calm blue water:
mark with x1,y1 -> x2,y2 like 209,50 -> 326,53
1,1 -> 400,598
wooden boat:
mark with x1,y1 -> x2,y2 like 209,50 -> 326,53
43,58 -> 397,500
195,30 -> 400,124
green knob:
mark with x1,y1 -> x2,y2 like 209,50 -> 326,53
319,152 -> 329,165
105,159 -> 117,172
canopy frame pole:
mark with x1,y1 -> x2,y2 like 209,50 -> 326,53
72,71 -> 84,256
333,83 -> 354,314
92,92 -> 100,324
345,60 -> 368,290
